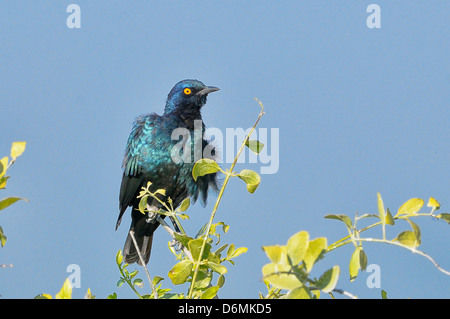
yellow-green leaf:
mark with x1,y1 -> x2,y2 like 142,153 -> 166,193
395,231 -> 419,248
237,169 -> 261,194
377,192 -> 386,222
437,213 -> 450,224
245,139 -> 265,154
304,237 -> 327,273
188,238 -> 211,262
201,285 -> 219,299
180,198 -> 190,212
0,197 -> 28,211
262,262 -> 302,290
286,231 -> 309,265
207,261 -> 227,275
192,158 -> 220,181
229,247 -> 248,259
286,286 -> 312,299
0,226 -> 7,247
317,265 -> 340,293
0,176 -> 9,189
396,198 -> 424,217
0,157 -> 8,178
385,208 -> 395,225
116,249 -> 123,265
427,197 -> 440,210
55,278 -> 72,299
34,294 -> 52,299
10,142 -> 26,160
262,245 -> 287,264
349,247 -> 361,281
349,247 -> 367,281
324,214 -> 352,229
168,260 -> 193,285
138,195 -> 148,215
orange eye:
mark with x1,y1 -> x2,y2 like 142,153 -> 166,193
184,88 -> 192,95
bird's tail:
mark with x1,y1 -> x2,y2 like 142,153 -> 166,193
122,210 -> 157,266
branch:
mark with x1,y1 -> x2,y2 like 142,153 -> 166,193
188,99 -> 265,299
357,237 -> 450,276
128,230 -> 158,299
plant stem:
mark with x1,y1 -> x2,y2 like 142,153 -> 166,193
129,230 -> 158,299
187,99 -> 265,298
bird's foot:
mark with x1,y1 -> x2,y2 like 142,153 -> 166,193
170,239 -> 183,252
145,210 -> 158,224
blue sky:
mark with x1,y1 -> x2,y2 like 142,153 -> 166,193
0,1 -> 449,299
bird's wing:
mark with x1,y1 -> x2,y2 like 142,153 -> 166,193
116,114 -> 160,229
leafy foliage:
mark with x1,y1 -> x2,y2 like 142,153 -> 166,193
0,142 -> 28,250
261,193 -> 450,298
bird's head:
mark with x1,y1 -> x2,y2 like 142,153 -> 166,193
164,79 -> 219,114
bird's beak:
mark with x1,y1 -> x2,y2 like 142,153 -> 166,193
196,86 -> 220,96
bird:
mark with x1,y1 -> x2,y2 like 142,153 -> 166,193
116,79 -> 219,266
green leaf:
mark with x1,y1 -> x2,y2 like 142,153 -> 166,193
381,290 -> 388,299
228,247 -> 248,259
207,261 -> 227,275
349,247 -> 361,281
436,213 -> 450,224
286,231 -> 309,265
385,208 -> 395,225
324,214 -> 352,229
0,157 -> 8,178
0,226 -> 7,247
188,238 -> 211,262
152,276 -> 164,287
0,176 -> 9,189
349,247 -> 367,281
138,195 -> 148,214
34,294 -> 53,299
377,192 -> 386,223
359,249 -> 368,271
201,285 -> 219,299
10,142 -> 26,160
193,269 -> 212,289
304,237 -> 327,273
317,265 -> 340,293
427,197 -> 440,210
116,250 -> 123,265
180,197 -> 190,212
0,197 -> 28,211
107,293 -> 117,299
245,139 -> 265,154
55,278 -> 72,299
237,169 -> 261,194
262,262 -> 302,290
376,193 -> 394,225
407,219 -> 421,246
173,232 -> 193,248
192,158 -> 220,181
217,274 -> 225,288
133,278 -> 144,288
262,245 -> 287,264
286,286 -> 312,299
168,260 -> 193,285
395,231 -> 419,248
396,198 -> 424,217
116,278 -> 125,287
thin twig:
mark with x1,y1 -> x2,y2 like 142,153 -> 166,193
128,230 -> 158,299
357,237 -> 450,276
332,288 -> 358,299
187,99 -> 265,299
